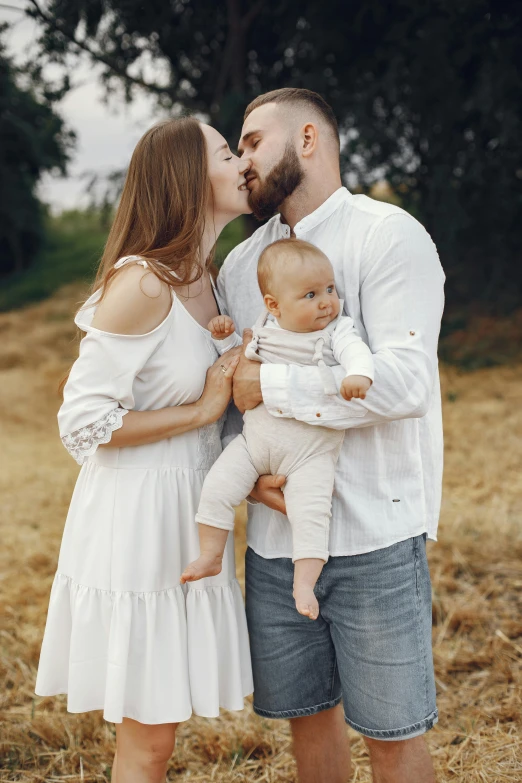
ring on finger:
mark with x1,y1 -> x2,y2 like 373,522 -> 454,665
220,364 -> 227,374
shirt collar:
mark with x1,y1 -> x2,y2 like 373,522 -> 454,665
277,186 -> 349,236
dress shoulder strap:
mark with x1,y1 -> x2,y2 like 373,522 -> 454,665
114,255 -> 148,269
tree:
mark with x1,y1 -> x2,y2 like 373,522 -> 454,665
0,24 -> 74,276
26,0 -> 522,309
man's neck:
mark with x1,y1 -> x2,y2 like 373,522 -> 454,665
279,175 -> 343,232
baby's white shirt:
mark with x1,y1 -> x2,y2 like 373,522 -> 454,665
212,308 -> 374,391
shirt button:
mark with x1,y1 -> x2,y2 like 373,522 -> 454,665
277,410 -> 283,414
409,330 -> 416,336
316,413 -> 321,418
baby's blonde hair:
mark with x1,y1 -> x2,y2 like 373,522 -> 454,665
257,238 -> 330,296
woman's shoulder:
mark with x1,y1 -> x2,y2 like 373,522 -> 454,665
90,262 -> 173,336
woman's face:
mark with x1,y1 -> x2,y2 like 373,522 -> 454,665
201,124 -> 251,221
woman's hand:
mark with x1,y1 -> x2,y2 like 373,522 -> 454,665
195,353 -> 240,425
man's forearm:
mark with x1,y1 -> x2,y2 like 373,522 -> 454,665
260,351 -> 437,431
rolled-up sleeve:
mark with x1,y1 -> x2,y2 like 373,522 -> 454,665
261,213 -> 445,430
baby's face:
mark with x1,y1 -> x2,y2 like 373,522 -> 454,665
270,257 -> 341,332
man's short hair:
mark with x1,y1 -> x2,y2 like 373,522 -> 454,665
244,88 -> 339,149
257,237 -> 330,296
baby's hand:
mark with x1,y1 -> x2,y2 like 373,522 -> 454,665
340,375 -> 372,401
208,315 -> 236,340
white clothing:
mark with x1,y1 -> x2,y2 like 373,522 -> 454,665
196,404 -> 343,562
216,306 -> 374,395
201,310 -> 364,562
35,256 -> 253,724
217,187 -> 445,559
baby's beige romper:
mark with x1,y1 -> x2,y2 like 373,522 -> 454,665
195,308 -> 373,562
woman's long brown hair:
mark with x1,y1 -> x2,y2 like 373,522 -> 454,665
60,117 -> 213,394
93,115 -> 213,298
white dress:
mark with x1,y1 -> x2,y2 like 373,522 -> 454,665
35,256 -> 253,725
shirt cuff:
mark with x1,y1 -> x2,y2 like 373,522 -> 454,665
260,364 -> 293,418
343,361 -> 375,382
211,332 -> 241,355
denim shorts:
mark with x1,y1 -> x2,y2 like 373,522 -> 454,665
245,535 -> 438,741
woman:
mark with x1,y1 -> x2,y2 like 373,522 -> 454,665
35,117 -> 253,782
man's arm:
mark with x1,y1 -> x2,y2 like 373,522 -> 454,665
233,213 -> 445,430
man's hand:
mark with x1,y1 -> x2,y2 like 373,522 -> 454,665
232,329 -> 263,413
250,474 -> 287,514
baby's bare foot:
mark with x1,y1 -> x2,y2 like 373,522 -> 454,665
180,554 -> 223,584
293,583 -> 320,620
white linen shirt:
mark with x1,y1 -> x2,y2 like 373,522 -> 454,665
212,309 -> 375,388
217,187 -> 445,558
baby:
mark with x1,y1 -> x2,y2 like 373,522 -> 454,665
181,238 -> 374,620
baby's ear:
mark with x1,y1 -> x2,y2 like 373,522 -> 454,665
264,294 -> 280,317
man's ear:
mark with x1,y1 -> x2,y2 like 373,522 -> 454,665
264,294 -> 281,318
301,122 -> 319,158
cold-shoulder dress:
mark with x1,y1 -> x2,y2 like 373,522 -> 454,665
35,256 -> 253,724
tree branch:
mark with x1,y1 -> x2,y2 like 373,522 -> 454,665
26,0 -> 173,98
241,0 -> 264,31
212,0 -> 241,109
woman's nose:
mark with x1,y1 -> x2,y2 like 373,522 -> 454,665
238,157 -> 251,175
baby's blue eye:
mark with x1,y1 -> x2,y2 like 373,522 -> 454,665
305,292 -> 315,299
327,286 -> 334,293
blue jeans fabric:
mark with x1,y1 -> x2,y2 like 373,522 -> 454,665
245,534 -> 438,740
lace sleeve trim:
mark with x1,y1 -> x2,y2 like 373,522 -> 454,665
61,407 -> 129,465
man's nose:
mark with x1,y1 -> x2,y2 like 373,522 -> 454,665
238,157 -> 251,174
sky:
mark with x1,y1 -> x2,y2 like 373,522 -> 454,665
1,1 -> 161,212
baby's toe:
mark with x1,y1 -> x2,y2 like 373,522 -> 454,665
180,564 -> 199,583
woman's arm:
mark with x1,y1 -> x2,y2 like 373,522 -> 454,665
61,264 -> 238,459
105,356 -> 238,448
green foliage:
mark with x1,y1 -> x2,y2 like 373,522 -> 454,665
0,211 -> 245,311
215,217 -> 244,266
0,210 -> 106,311
26,0 -> 522,311
0,25 -> 74,277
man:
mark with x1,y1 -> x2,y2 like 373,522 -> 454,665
218,88 -> 445,783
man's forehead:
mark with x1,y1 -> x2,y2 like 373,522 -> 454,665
239,103 -> 283,142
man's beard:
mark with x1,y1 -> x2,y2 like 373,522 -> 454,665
248,143 -> 304,221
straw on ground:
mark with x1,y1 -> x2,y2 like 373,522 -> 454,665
1,284 -> 521,781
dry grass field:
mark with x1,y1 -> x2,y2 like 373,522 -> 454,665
1,285 -> 521,782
